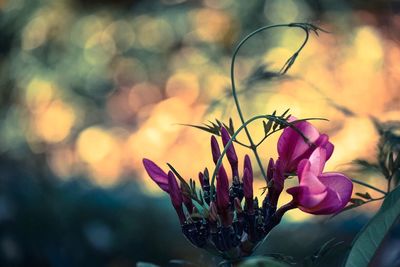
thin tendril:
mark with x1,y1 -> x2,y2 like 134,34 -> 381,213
230,23 -> 313,181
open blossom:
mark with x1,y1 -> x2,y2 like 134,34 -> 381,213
277,116 -> 334,174
287,147 -> 353,215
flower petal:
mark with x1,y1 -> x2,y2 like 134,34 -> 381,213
318,172 -> 353,210
315,134 -> 334,160
307,147 -> 327,175
297,160 -> 326,194
277,118 -> 320,172
142,158 -> 169,192
287,185 -> 327,210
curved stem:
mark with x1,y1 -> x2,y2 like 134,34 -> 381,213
230,23 -> 311,180
351,178 -> 387,195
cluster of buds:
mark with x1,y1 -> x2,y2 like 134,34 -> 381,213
143,118 -> 353,259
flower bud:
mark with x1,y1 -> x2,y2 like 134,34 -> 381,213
243,168 -> 253,200
221,127 -> 239,178
167,171 -> 185,223
266,158 -> 274,183
143,158 -> 169,192
216,164 -> 230,212
210,136 -> 221,165
198,172 -> 205,189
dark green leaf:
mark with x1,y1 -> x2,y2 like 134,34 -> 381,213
345,185 -> 400,267
236,256 -> 291,267
355,192 -> 372,200
349,198 -> 365,205
137,262 -> 160,267
263,120 -> 273,135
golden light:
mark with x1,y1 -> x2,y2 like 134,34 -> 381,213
77,127 -> 115,164
166,72 -> 200,105
25,78 -> 55,113
33,100 -> 76,143
191,8 -> 232,43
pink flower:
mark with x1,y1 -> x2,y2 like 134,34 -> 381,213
277,116 -> 334,174
287,147 -> 353,215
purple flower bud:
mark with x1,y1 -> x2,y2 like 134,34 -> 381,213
211,136 -> 221,165
266,158 -> 274,182
216,164 -> 230,212
143,159 -> 169,192
181,181 -> 193,213
167,171 -> 185,223
221,127 -> 239,178
243,168 -> 253,199
167,171 -> 182,208
244,155 -> 253,179
198,172 -> 205,188
243,167 -> 253,213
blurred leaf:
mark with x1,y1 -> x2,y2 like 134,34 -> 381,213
262,253 -> 295,265
246,64 -> 282,85
169,259 -> 198,266
234,256 -> 291,267
303,238 -> 345,267
345,185 -> 400,267
352,159 -> 380,174
137,262 -> 161,267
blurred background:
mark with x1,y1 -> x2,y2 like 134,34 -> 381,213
0,0 -> 400,266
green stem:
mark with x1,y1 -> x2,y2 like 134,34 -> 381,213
230,23 -> 311,180
351,178 -> 387,195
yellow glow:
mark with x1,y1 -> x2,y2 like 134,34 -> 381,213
166,72 -> 200,104
22,16 -> 48,50
25,78 -> 55,112
264,0 -> 301,23
77,127 -> 115,163
84,31 -> 116,65
33,100 -> 75,143
191,8 -> 231,42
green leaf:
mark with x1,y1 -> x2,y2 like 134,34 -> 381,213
345,185 -> 400,267
137,262 -> 160,267
355,192 -> 372,200
235,256 -> 291,267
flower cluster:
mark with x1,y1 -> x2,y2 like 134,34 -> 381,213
142,118 -> 353,259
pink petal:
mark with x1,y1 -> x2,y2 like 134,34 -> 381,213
307,188 -> 342,214
315,134 -> 334,160
297,160 -> 326,194
307,147 -> 327,175
287,186 -> 327,209
142,158 -> 169,192
277,119 -> 320,172
297,172 -> 353,215
318,172 -> 353,207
